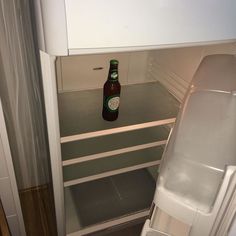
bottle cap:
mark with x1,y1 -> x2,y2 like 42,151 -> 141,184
110,59 -> 119,65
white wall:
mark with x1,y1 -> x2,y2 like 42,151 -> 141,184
0,102 -> 26,236
57,51 -> 153,92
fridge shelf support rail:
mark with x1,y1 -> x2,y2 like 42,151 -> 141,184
67,210 -> 150,236
63,140 -> 167,166
60,118 -> 176,143
64,160 -> 161,187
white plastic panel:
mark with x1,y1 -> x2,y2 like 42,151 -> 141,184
7,215 -> 21,236
146,55 -> 236,236
150,208 -> 190,236
148,42 -> 236,102
65,0 -> 236,54
40,51 -> 65,236
65,169 -> 155,235
229,216 -> 236,236
34,0 -> 68,55
58,82 -> 179,138
0,138 -> 8,178
192,54 -> 236,92
0,178 -> 16,216
57,51 -> 151,92
156,55 -> 236,214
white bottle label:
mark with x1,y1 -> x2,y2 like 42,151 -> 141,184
107,96 -> 120,111
111,72 -> 118,80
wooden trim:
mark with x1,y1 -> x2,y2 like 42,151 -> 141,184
19,183 -> 57,236
68,39 -> 236,56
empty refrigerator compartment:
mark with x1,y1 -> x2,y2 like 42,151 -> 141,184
58,82 -> 179,141
61,126 -> 170,166
63,146 -> 164,186
65,169 -> 156,234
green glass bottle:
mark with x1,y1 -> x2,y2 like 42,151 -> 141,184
102,60 -> 121,121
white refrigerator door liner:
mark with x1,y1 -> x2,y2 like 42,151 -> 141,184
142,55 -> 236,236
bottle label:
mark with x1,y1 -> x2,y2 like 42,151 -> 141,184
111,71 -> 118,80
105,95 -> 120,112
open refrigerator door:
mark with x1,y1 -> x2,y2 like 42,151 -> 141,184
142,54 -> 236,236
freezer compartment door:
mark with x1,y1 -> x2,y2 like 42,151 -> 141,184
35,0 -> 236,55
65,0 -> 236,54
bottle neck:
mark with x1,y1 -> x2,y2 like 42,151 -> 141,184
108,65 -> 118,81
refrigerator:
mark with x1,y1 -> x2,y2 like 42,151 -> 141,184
33,1 -> 236,235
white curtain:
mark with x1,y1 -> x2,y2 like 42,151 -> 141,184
0,0 -> 57,235
0,0 -> 51,189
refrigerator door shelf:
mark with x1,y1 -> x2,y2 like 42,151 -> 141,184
211,169 -> 236,235
154,166 -> 236,236
144,55 -> 236,236
141,220 -> 170,236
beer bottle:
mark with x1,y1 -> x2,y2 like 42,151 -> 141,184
102,59 -> 121,121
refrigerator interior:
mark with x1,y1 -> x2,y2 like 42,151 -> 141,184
55,42 -> 236,235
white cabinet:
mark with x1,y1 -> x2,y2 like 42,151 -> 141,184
35,0 -> 236,55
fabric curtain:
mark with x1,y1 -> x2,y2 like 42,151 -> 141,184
0,0 -> 57,235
